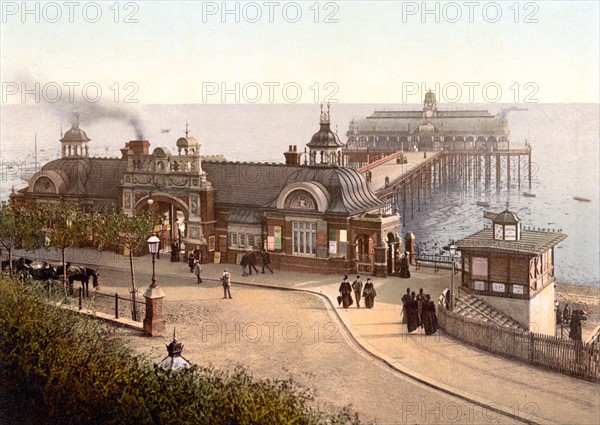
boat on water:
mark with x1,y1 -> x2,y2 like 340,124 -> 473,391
574,196 -> 591,202
161,129 -> 171,133
476,201 -> 489,207
522,192 -> 536,197
483,211 -> 497,219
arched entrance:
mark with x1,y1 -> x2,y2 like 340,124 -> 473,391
386,232 -> 398,275
135,193 -> 189,258
355,235 -> 374,274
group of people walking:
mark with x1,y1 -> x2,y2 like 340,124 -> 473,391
401,287 -> 438,335
338,275 -> 376,309
240,249 -> 273,276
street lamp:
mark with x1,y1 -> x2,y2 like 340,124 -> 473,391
147,234 -> 160,288
449,244 -> 457,310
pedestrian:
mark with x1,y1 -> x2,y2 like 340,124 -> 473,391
401,288 -> 411,323
352,275 -> 363,308
261,249 -> 273,274
406,291 -> 420,333
400,252 -> 411,278
193,247 -> 201,263
248,249 -> 259,275
563,303 -> 571,324
193,260 -> 202,284
421,294 -> 438,335
363,278 -> 376,309
221,269 -> 232,299
416,288 -> 425,325
569,310 -> 587,341
170,241 -> 180,262
240,252 -> 249,277
338,275 -> 353,309
187,251 -> 196,273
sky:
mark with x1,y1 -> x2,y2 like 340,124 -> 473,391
1,0 -> 599,105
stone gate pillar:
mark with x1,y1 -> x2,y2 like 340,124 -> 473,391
373,241 -> 388,277
143,285 -> 166,336
405,232 -> 416,265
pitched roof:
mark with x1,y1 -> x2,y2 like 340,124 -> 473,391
202,161 -> 387,215
456,229 -> 567,255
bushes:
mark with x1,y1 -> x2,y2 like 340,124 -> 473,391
0,278 -> 362,425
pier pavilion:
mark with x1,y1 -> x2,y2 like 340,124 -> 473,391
12,110 -> 400,277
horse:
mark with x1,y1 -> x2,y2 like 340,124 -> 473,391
22,261 -> 58,281
67,266 -> 99,296
1,257 -> 33,274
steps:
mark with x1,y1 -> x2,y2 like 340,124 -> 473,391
453,292 -> 524,330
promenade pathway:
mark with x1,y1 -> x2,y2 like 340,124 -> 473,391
12,247 -> 600,424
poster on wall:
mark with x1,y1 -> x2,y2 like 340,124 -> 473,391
273,226 -> 282,250
329,241 -> 337,255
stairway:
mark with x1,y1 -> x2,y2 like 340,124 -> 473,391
453,292 -> 524,330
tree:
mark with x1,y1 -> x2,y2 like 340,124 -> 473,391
93,210 -> 155,321
0,202 -> 42,276
39,204 -> 90,290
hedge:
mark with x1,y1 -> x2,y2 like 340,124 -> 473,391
0,278 -> 363,425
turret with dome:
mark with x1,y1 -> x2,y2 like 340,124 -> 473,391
306,103 -> 345,166
60,113 -> 91,158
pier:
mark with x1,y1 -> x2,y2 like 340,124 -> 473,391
354,147 -> 533,225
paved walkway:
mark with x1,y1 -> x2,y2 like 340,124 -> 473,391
12,247 -> 600,424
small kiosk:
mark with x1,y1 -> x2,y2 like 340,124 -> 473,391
455,209 -> 567,335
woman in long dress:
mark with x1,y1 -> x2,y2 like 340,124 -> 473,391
421,295 -> 438,335
363,278 -> 376,309
406,292 -> 420,332
338,275 -> 353,309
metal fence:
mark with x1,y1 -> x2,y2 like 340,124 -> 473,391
415,254 -> 461,272
45,280 -> 145,322
437,301 -> 600,381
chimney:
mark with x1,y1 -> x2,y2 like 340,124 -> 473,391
129,140 -> 150,155
284,144 -> 302,166
120,143 -> 133,159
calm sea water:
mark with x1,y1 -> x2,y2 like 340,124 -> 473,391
1,103 -> 598,287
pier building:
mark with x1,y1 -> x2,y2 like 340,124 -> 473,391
12,110 -> 400,276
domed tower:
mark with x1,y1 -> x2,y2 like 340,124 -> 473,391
60,114 -> 90,158
306,103 -> 345,166
346,118 -> 359,149
422,90 -> 437,118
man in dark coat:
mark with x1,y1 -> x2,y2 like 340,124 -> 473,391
569,310 -> 587,341
240,252 -> 249,277
338,275 -> 353,309
248,249 -> 259,275
406,291 -> 420,333
261,250 -> 273,274
187,251 -> 196,273
352,275 -> 363,309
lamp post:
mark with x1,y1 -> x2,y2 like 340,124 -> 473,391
143,233 -> 165,336
449,244 -> 457,310
147,234 -> 159,288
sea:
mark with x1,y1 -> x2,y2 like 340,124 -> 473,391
1,103 -> 598,287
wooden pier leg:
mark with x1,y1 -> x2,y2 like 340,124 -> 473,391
518,155 -> 521,189
403,186 -> 407,226
528,150 -> 532,189
507,154 -> 511,185
496,154 -> 501,185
